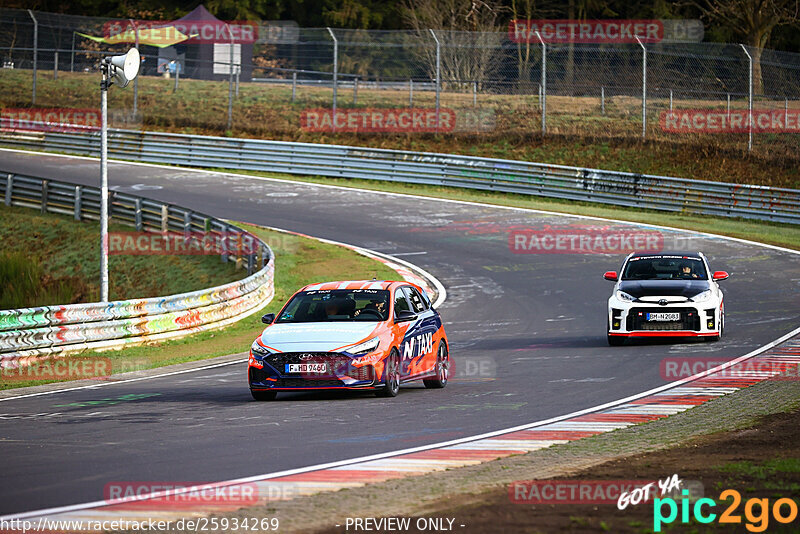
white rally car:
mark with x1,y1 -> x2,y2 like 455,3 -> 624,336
604,252 -> 728,345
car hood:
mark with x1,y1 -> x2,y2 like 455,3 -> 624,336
259,322 -> 380,353
618,280 -> 711,299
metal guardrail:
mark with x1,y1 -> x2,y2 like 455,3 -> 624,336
0,171 -> 275,361
1,127 -> 798,225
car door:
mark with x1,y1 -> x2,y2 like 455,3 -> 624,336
398,286 -> 438,379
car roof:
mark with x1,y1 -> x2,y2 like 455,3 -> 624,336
299,280 -> 408,292
629,251 -> 705,259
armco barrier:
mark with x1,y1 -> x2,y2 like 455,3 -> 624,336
0,127 -> 798,224
0,172 -> 274,362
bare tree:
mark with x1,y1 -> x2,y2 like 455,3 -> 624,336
696,0 -> 799,93
403,0 -> 507,90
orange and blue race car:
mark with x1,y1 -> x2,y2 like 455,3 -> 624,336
248,280 -> 450,400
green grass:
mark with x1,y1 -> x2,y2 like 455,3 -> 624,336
0,223 -> 399,390
215,169 -> 800,252
0,204 -> 242,305
0,69 -> 797,188
717,458 -> 800,478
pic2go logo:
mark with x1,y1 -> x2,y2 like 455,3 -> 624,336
654,489 -> 799,532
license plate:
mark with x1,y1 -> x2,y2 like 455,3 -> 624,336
646,312 -> 681,322
286,363 -> 328,373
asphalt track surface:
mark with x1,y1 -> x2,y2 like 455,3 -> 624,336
1,150 -> 799,515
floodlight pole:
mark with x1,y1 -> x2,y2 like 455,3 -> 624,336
130,19 -> 139,118
100,61 -> 110,302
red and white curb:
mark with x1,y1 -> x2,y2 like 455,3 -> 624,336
5,330 -> 799,529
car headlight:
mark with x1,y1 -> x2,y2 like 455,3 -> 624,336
250,340 -> 270,357
615,290 -> 637,302
692,290 -> 713,303
346,336 -> 380,356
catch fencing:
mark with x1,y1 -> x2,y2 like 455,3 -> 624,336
0,9 -> 799,155
0,127 -> 797,225
0,171 -> 274,361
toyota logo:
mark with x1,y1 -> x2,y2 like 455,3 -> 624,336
658,299 -> 668,306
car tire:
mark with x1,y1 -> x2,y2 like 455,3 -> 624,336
607,335 -> 625,346
376,350 -> 401,398
251,389 -> 277,401
424,342 -> 449,389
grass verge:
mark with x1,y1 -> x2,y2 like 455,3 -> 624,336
0,203 -> 241,307
0,223 -> 399,390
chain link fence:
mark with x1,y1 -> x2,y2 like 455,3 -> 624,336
1,8 -> 799,158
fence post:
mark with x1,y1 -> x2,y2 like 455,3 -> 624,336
669,89 -> 673,112
601,86 -> 605,114
27,10 -> 37,105
174,63 -> 179,93
5,174 -> 13,206
327,27 -> 338,131
429,29 -> 441,133
53,51 -> 58,80
727,93 -> 731,118
409,79 -> 413,107
70,31 -> 76,72
353,77 -> 358,105
235,65 -> 240,97
74,186 -> 82,221
740,44 -> 753,152
291,72 -> 297,102
635,35 -> 646,139
473,81 -> 477,107
227,24 -> 234,131
535,31 -> 546,135
785,97 -> 788,127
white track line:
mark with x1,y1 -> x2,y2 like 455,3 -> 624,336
1,147 -> 798,521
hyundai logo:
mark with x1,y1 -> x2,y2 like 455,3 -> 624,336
658,299 -> 668,306
299,353 -> 316,360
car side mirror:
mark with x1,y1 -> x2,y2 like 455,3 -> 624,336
712,271 -> 729,281
603,271 -> 618,281
394,310 -> 417,323
261,313 -> 275,325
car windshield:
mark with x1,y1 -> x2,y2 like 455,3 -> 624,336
275,289 -> 390,323
622,256 -> 708,280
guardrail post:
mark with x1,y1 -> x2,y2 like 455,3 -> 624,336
27,10 -> 37,105
535,31 -> 546,135
183,210 -> 192,234
134,198 -> 143,230
635,35 -> 647,139
5,174 -> 12,206
41,179 -> 48,214
740,44 -> 753,152
161,204 -> 169,232
327,27 -> 338,131
74,186 -> 82,221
